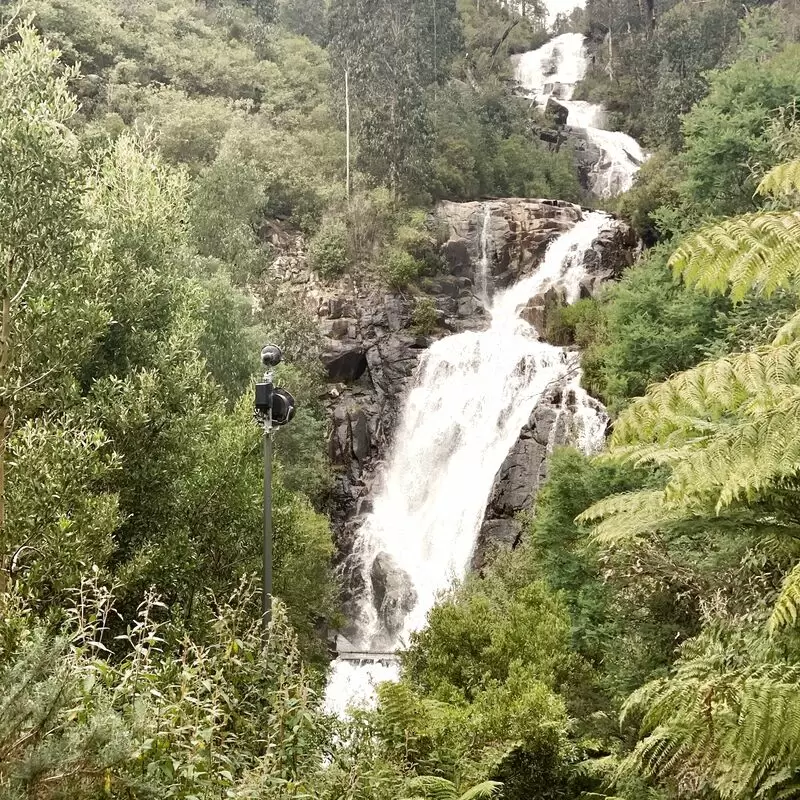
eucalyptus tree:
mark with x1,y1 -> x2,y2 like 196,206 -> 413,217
328,0 -> 461,194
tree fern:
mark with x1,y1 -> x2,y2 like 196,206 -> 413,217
769,563 -> 800,633
669,156 -> 800,302
399,776 -> 502,800
594,341 -> 800,513
582,152 -> 800,800
757,160 -> 800,197
619,626 -> 800,799
670,212 -> 800,302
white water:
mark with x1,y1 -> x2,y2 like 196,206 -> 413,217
513,33 -> 646,197
478,205 -> 492,302
324,212 -> 613,716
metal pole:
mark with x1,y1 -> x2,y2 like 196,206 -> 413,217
262,422 -> 273,633
345,67 -> 351,202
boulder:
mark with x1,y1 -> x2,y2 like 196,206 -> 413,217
562,128 -> 604,193
328,296 -> 356,319
545,97 -> 569,127
350,408 -> 371,462
370,551 -> 417,638
519,286 -> 566,335
321,345 -> 368,382
581,219 -> 639,295
441,237 -> 472,277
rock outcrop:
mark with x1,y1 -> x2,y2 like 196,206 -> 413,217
437,199 -> 582,297
473,382 -> 608,570
370,552 -> 417,647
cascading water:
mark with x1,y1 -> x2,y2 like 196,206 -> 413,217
478,204 -> 493,302
512,33 -> 646,197
324,212 -> 615,716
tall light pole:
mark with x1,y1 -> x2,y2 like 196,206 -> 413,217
254,345 -> 295,633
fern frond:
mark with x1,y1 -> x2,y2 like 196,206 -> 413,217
619,628 -> 800,800
669,212 -> 800,302
612,342 -> 800,448
403,776 -> 459,800
772,309 -> 800,346
769,562 -> 800,634
577,490 -> 695,544
458,781 -> 503,800
757,160 -> 800,197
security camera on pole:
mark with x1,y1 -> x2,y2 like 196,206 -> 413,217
254,345 -> 296,633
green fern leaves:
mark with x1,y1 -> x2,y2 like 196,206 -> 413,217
399,776 -> 503,800
769,563 -> 800,633
670,156 -> 800,302
580,153 -> 800,796
757,159 -> 800,197
619,628 -> 800,800
670,212 -> 800,302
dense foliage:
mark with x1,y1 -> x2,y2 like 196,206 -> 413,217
5,0 -> 800,795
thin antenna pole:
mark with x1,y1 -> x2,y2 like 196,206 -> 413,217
345,68 -> 351,201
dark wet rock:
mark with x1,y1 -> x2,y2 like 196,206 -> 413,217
472,384 -> 608,571
322,345 -> 368,382
545,97 -> 570,126
370,551 -> 417,638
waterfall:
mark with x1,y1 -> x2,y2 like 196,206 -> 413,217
478,203 -> 493,302
512,33 -> 646,197
324,212 -> 614,716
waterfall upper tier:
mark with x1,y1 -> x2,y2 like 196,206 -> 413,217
512,34 -> 647,197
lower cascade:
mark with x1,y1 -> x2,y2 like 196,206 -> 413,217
324,211 -> 616,715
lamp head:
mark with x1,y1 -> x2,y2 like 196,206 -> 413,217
261,344 -> 283,368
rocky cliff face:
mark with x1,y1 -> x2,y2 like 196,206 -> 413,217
293,199 -> 637,605
473,381 -> 608,570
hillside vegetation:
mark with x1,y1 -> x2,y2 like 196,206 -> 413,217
2,0 -> 800,797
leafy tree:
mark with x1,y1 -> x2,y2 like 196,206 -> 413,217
278,0 -> 327,43
397,558 -> 581,799
328,0 -> 460,194
584,245 -> 727,410
678,44 -> 800,217
0,24 -> 109,592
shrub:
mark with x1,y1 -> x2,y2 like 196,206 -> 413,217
308,218 -> 349,278
385,247 -> 424,289
545,298 -> 606,348
411,296 -> 439,335
346,186 -> 396,264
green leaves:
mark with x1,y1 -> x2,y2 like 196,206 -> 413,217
618,623 -> 800,800
400,775 -> 503,800
670,212 -> 800,302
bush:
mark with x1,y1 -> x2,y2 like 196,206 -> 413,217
385,247 -> 424,289
411,296 -> 439,334
309,218 -> 349,278
544,298 -> 606,348
345,186 -> 396,264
